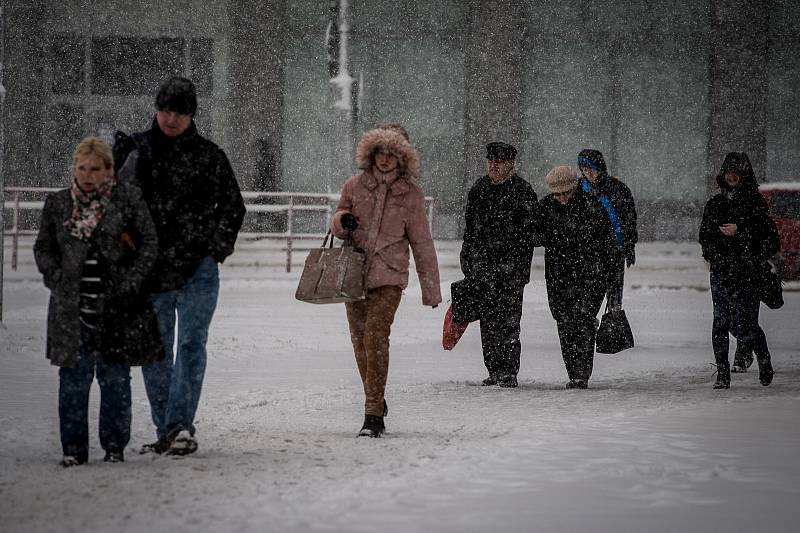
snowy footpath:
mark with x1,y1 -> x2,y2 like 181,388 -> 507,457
1,240 -> 799,533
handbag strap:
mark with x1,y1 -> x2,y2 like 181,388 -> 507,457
321,231 -> 334,248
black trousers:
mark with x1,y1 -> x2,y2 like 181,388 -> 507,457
550,284 -> 606,381
478,285 -> 525,379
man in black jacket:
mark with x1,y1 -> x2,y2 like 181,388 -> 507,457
459,142 -> 537,388
576,149 -> 637,310
114,77 -> 246,455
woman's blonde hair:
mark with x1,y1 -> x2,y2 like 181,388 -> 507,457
72,136 -> 114,170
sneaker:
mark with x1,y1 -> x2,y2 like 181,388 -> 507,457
498,375 -> 518,388
481,376 -> 498,386
139,435 -> 172,455
167,430 -> 198,456
357,415 -> 385,438
60,454 -> 87,468
104,450 -> 125,463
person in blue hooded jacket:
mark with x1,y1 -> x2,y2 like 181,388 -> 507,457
576,149 -> 637,311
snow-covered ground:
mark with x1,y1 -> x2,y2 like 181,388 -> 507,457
1,239 -> 799,533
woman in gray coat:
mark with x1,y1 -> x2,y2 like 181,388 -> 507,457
35,137 -> 163,467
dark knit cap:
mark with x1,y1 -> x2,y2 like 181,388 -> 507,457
155,76 -> 198,116
486,142 -> 517,161
577,149 -> 607,174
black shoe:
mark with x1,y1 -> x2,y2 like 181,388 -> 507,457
481,376 -> 498,386
712,377 -> 730,389
104,450 -> 125,463
139,436 -> 172,455
757,354 -> 774,386
60,454 -> 87,468
357,415 -> 385,438
713,361 -> 731,389
498,375 -> 518,388
733,347 -> 755,370
566,379 -> 588,389
167,430 -> 198,456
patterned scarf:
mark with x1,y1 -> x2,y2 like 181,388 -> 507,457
64,177 -> 116,240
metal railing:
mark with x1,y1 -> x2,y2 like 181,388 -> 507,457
2,187 -> 435,273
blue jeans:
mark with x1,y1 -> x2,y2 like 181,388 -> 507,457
142,256 -> 219,439
59,329 -> 131,458
710,271 -> 769,367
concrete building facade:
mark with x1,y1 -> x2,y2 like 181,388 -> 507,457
2,0 -> 799,239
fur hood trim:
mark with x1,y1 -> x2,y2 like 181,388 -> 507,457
355,128 -> 421,180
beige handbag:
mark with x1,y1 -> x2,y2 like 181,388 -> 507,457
295,231 -> 367,304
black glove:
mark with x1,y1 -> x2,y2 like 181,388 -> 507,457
341,213 -> 359,231
625,248 -> 635,268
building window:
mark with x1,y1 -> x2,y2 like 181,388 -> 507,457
190,38 -> 215,95
51,34 -> 85,95
90,37 -> 185,96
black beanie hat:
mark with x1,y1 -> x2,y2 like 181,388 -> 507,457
486,142 -> 517,161
576,149 -> 607,174
155,76 -> 197,116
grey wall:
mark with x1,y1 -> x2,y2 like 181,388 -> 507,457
767,0 -> 800,183
3,0 -> 800,240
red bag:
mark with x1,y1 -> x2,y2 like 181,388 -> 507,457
442,304 -> 470,350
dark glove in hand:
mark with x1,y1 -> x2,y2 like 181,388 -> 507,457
625,248 -> 635,268
341,213 -> 359,231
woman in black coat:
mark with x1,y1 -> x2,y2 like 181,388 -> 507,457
34,137 -> 164,467
534,166 -> 616,389
699,152 -> 779,389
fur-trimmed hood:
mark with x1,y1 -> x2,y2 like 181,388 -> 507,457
355,128 -> 421,180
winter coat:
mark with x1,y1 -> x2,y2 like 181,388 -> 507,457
34,183 -> 165,368
330,128 -> 441,306
534,189 -> 617,317
460,174 -> 538,288
114,119 -> 246,292
577,149 -> 638,263
699,156 -> 779,287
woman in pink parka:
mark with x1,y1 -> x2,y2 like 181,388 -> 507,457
331,124 -> 441,438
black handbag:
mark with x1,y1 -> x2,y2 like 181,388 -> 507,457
595,302 -> 635,354
758,263 -> 784,310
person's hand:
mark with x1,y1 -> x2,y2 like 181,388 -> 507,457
720,223 -> 737,237
339,213 -> 358,231
625,248 -> 635,268
341,213 -> 359,231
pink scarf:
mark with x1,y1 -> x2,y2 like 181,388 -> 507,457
64,177 -> 116,240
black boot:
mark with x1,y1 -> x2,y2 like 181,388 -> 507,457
358,415 -> 385,438
732,346 -> 754,373
713,361 -> 730,389
756,352 -> 774,386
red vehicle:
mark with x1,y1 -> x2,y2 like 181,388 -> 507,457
760,182 -> 800,280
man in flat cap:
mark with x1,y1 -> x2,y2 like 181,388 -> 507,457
458,142 -> 538,387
